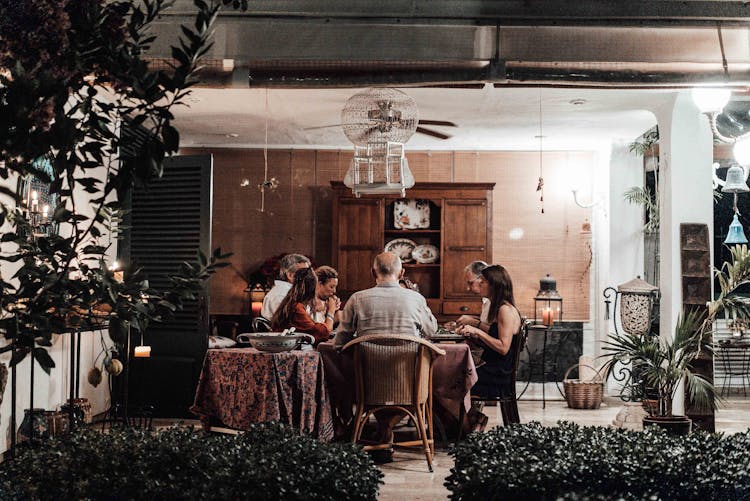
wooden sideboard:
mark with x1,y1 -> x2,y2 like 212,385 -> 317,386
331,182 -> 494,318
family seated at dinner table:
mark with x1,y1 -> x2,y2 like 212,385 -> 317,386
258,252 -> 522,442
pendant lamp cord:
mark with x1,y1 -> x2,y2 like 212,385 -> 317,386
260,89 -> 269,213
718,22 -> 729,82
536,87 -> 545,214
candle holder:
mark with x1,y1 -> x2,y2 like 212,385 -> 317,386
533,273 -> 563,326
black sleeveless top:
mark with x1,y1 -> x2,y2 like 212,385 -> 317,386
479,304 -> 523,374
480,323 -> 520,376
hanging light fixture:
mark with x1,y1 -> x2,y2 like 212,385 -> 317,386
258,88 -> 279,212
340,88 -> 417,197
725,213 -> 749,244
535,87 -> 545,214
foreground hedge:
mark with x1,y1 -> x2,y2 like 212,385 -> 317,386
446,421 -> 750,500
0,422 -> 382,500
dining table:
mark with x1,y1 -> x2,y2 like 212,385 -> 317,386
317,340 -> 477,439
190,347 -> 334,441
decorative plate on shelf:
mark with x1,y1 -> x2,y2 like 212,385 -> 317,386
385,238 -> 417,263
393,199 -> 430,229
412,244 -> 439,264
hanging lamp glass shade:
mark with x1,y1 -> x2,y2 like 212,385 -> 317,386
724,213 -> 749,245
690,87 -> 731,114
722,163 -> 750,193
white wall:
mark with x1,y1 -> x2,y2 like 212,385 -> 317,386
0,163 -> 115,454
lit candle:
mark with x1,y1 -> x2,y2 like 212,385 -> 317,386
134,346 -> 151,358
112,260 -> 124,283
542,307 -> 554,326
42,204 -> 49,221
251,301 -> 263,316
30,190 -> 38,211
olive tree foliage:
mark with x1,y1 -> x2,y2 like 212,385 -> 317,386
0,0 -> 244,371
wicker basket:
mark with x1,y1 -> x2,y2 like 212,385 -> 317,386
563,363 -> 604,410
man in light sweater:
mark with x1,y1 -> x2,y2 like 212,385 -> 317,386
260,253 -> 311,320
333,252 -> 437,463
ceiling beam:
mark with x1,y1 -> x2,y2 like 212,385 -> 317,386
169,1 -> 750,26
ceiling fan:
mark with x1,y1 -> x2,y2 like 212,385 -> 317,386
305,88 -> 457,145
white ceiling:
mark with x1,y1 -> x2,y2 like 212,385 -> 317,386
172,85 -> 673,152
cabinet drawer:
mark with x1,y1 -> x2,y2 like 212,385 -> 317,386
426,299 -> 442,315
443,301 -> 482,316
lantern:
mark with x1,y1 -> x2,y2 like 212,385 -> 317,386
617,276 -> 659,336
533,274 -> 563,326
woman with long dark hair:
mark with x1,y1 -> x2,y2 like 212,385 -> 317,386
457,264 -> 523,428
270,267 -> 338,344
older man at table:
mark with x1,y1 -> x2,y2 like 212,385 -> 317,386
333,252 -> 437,462
333,252 -> 437,346
261,253 -> 311,320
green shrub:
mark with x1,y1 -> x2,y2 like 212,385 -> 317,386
446,421 -> 750,500
0,422 -> 382,500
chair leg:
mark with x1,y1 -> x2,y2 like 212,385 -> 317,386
509,398 -> 520,424
500,399 -> 509,426
351,404 -> 366,443
414,404 -> 433,473
426,402 -> 435,455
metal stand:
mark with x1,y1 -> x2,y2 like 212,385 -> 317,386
519,324 -> 577,409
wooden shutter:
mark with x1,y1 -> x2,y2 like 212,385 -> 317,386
121,154 -> 213,418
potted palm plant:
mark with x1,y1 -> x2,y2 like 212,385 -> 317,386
602,308 -> 715,435
603,244 -> 750,434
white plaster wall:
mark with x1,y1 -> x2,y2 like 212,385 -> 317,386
650,91 -> 714,414
0,162 -> 116,454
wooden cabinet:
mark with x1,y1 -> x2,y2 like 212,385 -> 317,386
332,182 -> 494,318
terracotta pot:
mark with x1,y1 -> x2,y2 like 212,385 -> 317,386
642,415 -> 692,436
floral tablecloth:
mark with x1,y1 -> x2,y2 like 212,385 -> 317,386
317,341 -> 476,436
190,348 -> 334,441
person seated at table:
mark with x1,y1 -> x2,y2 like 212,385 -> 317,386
334,252 -> 437,346
270,267 -> 339,344
333,252 -> 437,463
456,264 -> 522,431
261,253 -> 311,320
311,265 -> 341,323
455,260 -> 490,332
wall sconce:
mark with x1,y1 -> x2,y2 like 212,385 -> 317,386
571,189 -> 599,209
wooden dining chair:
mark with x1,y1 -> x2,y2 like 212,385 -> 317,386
457,319 -> 530,441
252,317 -> 272,333
342,334 -> 446,472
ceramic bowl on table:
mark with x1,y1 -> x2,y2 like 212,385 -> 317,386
236,332 -> 315,353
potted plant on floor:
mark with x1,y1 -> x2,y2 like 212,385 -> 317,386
602,308 -> 715,435
602,244 -> 750,434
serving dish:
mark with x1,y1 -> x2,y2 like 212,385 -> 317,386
236,331 -> 315,353
393,199 -> 430,229
384,238 -> 417,263
412,244 -> 439,264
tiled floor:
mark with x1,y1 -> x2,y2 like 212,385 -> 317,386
376,396 -> 750,500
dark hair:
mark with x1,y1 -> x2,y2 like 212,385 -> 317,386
481,264 -> 516,323
271,267 -> 318,330
315,265 -> 338,285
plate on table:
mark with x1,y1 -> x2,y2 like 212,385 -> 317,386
412,244 -> 439,264
385,238 -> 417,263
